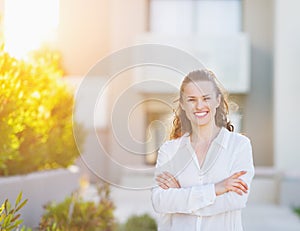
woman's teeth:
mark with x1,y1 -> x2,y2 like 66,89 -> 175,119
194,112 -> 208,117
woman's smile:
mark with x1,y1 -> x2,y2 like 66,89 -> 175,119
194,111 -> 209,119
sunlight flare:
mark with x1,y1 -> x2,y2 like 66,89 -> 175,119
4,0 -> 59,59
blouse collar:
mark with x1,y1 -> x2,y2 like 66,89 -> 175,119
181,127 -> 230,149
181,127 -> 230,173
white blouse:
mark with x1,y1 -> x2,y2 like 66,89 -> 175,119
151,127 -> 255,231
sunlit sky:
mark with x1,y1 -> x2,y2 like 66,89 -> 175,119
4,0 -> 59,59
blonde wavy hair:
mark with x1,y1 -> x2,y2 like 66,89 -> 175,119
170,69 -> 234,139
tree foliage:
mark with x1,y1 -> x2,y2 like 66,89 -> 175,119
0,45 -> 83,175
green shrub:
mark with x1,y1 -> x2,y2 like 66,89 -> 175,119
294,207 -> 300,218
0,192 -> 31,231
0,44 -> 84,176
39,183 -> 116,231
118,214 -> 157,231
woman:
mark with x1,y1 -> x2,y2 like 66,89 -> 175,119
151,69 -> 254,231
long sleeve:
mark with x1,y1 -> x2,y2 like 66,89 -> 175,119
151,141 -> 216,214
152,184 -> 216,214
193,139 -> 255,216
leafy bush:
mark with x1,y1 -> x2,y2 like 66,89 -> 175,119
294,207 -> 300,218
0,192 -> 31,231
0,44 -> 84,176
118,214 -> 157,231
39,183 -> 116,231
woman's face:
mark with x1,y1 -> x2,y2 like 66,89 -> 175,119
180,80 -> 220,128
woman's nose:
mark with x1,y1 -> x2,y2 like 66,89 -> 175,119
196,99 -> 205,108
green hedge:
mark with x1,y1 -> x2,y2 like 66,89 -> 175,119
0,45 -> 84,176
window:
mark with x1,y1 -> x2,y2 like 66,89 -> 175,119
149,0 -> 242,35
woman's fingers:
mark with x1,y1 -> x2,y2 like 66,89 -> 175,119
237,179 -> 248,191
230,186 -> 243,196
156,174 -> 167,183
229,171 -> 248,194
158,182 -> 168,190
156,173 -> 172,184
232,182 -> 247,193
156,175 -> 169,189
231,171 -> 247,179
228,178 -> 248,195
156,172 -> 180,189
215,171 -> 249,196
163,172 -> 181,187
156,172 -> 174,183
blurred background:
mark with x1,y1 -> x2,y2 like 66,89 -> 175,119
0,0 -> 300,230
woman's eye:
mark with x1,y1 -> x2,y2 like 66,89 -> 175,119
204,97 -> 211,101
187,99 -> 196,102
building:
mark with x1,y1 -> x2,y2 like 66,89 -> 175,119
1,0 -> 300,207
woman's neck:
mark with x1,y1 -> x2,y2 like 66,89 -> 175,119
190,123 -> 221,143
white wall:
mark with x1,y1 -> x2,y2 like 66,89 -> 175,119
108,0 -> 147,50
274,0 -> 300,171
57,0 -> 110,75
243,0 -> 274,166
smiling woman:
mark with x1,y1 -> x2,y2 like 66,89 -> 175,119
3,0 -> 59,59
151,69 -> 255,231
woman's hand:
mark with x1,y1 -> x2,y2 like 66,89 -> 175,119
215,171 -> 248,196
156,172 -> 181,189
